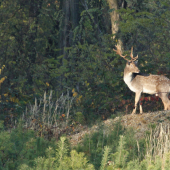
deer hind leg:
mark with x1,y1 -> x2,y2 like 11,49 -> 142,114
139,101 -> 143,113
158,92 -> 170,110
132,91 -> 142,114
156,83 -> 170,110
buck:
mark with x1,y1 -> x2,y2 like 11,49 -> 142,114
113,45 -> 170,114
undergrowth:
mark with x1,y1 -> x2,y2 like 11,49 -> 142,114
0,121 -> 58,170
75,121 -> 145,169
1,115 -> 170,170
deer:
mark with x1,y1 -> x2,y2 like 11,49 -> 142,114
113,45 -> 170,114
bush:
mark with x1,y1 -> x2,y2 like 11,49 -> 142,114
0,121 -> 57,170
75,121 -> 142,169
101,124 -> 170,170
19,137 -> 95,170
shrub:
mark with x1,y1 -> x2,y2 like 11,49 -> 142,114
0,121 -> 57,170
19,137 -> 94,170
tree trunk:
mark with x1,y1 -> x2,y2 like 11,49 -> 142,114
107,0 -> 122,49
107,0 -> 119,37
59,0 -> 79,90
27,0 -> 43,92
62,0 -> 79,57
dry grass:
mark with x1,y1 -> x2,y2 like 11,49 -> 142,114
145,123 -> 170,168
20,90 -> 75,137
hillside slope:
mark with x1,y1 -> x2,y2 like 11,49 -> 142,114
68,111 -> 170,146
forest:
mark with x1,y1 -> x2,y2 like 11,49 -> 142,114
1,0 -> 170,169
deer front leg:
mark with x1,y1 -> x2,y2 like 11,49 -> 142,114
132,91 -> 142,114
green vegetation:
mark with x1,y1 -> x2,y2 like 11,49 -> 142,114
75,122 -> 145,169
0,121 -> 58,170
1,0 -> 169,122
1,119 -> 170,170
1,0 -> 170,169
19,137 -> 95,170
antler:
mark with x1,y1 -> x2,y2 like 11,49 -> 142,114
113,45 -> 138,62
130,47 -> 138,61
113,45 -> 129,61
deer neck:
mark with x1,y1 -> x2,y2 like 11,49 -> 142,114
123,68 -> 134,85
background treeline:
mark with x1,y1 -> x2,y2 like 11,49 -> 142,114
1,0 -> 170,122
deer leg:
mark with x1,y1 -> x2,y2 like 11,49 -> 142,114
139,103 -> 143,114
132,91 -> 142,114
158,92 -> 170,110
156,83 -> 170,110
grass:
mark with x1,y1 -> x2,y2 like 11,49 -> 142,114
16,91 -> 75,139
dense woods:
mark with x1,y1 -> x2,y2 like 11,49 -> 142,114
1,0 -> 170,120
1,0 -> 170,169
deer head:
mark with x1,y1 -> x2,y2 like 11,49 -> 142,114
113,45 -> 140,73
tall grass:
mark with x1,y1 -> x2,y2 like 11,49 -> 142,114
145,123 -> 170,169
19,90 -> 75,137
